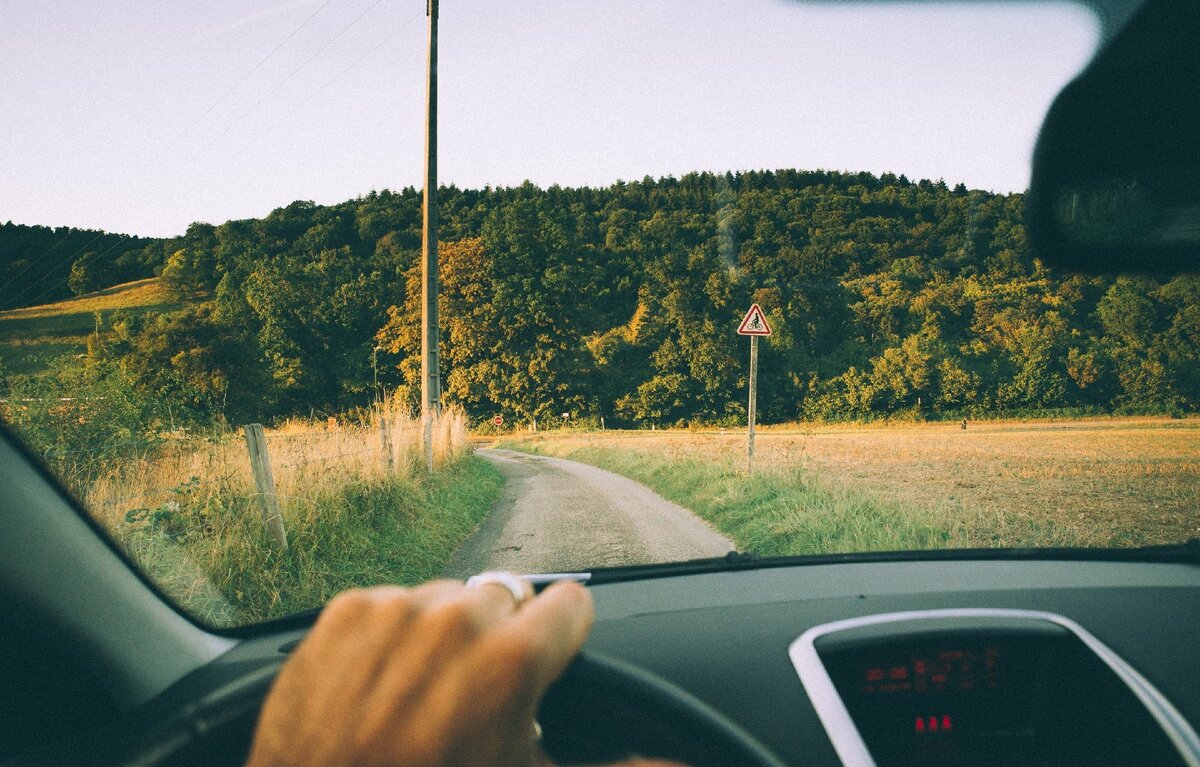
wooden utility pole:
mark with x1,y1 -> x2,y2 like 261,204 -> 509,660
421,0 -> 441,473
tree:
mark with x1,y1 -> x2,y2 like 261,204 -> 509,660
68,257 -> 97,296
81,172 -> 1198,427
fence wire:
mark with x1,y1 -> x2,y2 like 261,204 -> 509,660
86,428 -> 390,512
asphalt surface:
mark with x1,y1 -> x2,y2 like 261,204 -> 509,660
441,448 -> 735,577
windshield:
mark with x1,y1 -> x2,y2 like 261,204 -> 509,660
3,0 -> 1196,628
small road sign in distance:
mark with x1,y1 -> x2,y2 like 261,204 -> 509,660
737,304 -> 772,336
494,415 -> 504,426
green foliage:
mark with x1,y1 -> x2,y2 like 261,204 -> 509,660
0,356 -> 171,490
46,171 -> 1198,426
118,455 -> 504,626
0,221 -> 162,309
67,258 -> 97,296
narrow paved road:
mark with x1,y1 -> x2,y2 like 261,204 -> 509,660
442,448 -> 735,577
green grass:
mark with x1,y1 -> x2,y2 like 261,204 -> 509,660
0,278 -> 183,375
120,452 -> 504,627
497,438 -> 981,556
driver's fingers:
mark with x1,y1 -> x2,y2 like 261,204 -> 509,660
500,580 -> 595,694
462,574 -> 536,625
358,579 -> 521,635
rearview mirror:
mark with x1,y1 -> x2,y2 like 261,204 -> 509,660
1028,0 -> 1200,275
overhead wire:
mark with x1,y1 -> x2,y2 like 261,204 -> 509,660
228,10 -> 423,166
8,235 -> 133,309
185,0 -> 393,167
162,0 -> 343,151
0,230 -> 108,306
181,2 -> 419,198
9,0 -> 411,310
262,9 -> 422,138
0,226 -> 84,298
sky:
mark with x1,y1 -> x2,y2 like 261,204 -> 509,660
1,0 -> 1099,238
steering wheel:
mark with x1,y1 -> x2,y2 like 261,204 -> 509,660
46,651 -> 785,766
539,651 -> 785,767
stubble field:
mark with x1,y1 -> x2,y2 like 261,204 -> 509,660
500,417 -> 1200,553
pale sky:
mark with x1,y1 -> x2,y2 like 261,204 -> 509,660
1,0 -> 1099,238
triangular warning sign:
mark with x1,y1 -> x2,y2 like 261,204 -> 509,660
737,304 -> 772,336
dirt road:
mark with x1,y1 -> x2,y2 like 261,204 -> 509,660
442,448 -> 734,577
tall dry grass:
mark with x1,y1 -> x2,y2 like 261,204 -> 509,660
82,406 -> 497,627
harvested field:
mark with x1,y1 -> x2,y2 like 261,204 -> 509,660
501,417 -> 1200,549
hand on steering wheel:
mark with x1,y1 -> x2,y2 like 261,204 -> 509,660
244,578 -> 685,767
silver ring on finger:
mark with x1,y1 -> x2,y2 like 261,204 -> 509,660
465,571 -> 530,607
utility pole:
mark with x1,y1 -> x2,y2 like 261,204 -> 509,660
421,0 -> 441,473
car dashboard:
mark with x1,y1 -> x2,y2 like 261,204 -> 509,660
155,556 -> 1200,767
578,557 -> 1200,765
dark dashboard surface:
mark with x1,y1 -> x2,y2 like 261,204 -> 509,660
203,558 -> 1200,766
580,559 -> 1200,765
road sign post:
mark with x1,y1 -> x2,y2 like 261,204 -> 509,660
737,304 -> 772,475
748,334 -> 758,474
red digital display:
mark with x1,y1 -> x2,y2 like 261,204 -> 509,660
859,646 -> 1003,696
914,715 -> 953,734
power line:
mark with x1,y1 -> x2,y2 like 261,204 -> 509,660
230,12 -> 422,164
1,231 -> 113,309
185,0 -> 392,168
0,229 -> 105,301
180,6 -> 417,200
163,0 -> 343,151
6,1 -> 408,304
267,11 -> 421,135
8,235 -> 132,310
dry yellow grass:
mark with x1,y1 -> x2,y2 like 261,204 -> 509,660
81,406 -> 480,625
0,277 -> 173,323
86,407 -> 471,534
506,417 -> 1200,548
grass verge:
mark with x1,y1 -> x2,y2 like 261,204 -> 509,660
86,409 -> 503,627
125,455 -> 504,626
497,437 -> 974,557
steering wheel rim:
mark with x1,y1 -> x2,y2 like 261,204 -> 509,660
48,650 -> 785,766
539,651 -> 788,767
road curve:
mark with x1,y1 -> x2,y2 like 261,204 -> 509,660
441,448 -> 735,577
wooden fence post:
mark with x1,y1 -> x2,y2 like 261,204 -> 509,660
243,424 -> 288,551
380,415 -> 395,476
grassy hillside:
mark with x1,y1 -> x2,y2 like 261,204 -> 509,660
0,278 -> 182,375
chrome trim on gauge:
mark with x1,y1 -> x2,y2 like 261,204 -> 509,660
787,608 -> 1200,767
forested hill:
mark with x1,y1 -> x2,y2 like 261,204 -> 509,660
0,221 -> 161,309
62,170 -> 1200,425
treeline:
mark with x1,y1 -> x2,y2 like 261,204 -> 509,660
76,170 -> 1200,426
0,221 -> 161,309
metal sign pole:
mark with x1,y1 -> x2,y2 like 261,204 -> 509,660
737,303 -> 772,476
748,334 -> 758,475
